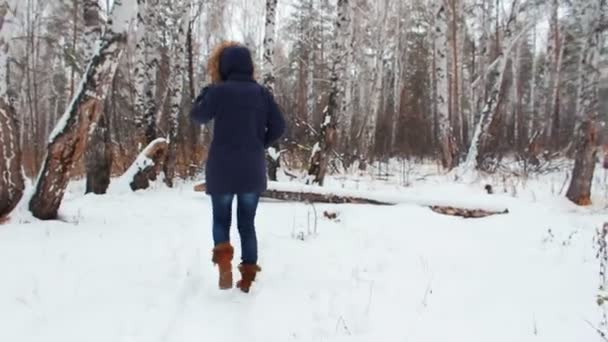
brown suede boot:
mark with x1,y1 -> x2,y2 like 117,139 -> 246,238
212,243 -> 234,290
236,264 -> 262,293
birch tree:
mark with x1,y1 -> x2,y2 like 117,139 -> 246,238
463,0 -> 533,171
82,0 -> 112,195
565,0 -> 604,206
449,0 -> 463,149
307,0 -> 350,185
435,0 -> 457,170
262,0 -> 280,181
0,0 -> 24,219
29,0 -> 135,219
164,0 -> 190,187
339,0 -> 355,152
134,0 -> 160,147
538,0 -> 564,148
363,0 -> 388,162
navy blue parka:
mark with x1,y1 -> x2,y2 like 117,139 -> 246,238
190,46 -> 286,194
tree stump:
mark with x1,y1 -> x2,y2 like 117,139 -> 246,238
566,121 -> 598,206
128,138 -> 169,191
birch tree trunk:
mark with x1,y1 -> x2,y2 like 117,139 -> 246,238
85,112 -> 112,194
262,0 -> 278,93
364,1 -> 387,162
339,1 -> 355,153
436,1 -> 457,170
537,0 -> 564,149
390,0 -> 404,152
463,1 -> 531,171
83,0 -> 112,195
307,0 -> 350,185
528,25 -> 538,140
262,0 -> 280,181
0,0 -> 24,219
164,0 -> 190,188
549,34 -> 566,149
133,0 -> 147,141
306,42 -> 315,125
565,0 -> 604,206
29,1 -> 133,219
511,41 -> 522,149
134,0 -> 159,147
449,0 -> 462,151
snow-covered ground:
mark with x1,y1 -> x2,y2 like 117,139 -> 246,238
1,165 -> 607,341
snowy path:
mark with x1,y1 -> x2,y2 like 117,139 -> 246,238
0,184 -> 606,341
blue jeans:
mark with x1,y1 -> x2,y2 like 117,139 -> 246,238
211,193 -> 260,264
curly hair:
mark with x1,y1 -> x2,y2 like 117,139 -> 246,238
207,41 -> 240,84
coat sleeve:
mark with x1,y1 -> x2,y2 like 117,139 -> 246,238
190,85 -> 219,125
264,89 -> 286,148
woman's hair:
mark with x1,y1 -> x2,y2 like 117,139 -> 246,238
207,41 -> 240,84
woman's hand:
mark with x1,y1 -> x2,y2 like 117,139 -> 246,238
190,85 -> 218,125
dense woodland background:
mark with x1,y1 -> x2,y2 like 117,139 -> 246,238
0,0 -> 607,219
7,0 -> 607,175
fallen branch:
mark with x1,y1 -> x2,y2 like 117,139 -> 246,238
193,181 -> 509,218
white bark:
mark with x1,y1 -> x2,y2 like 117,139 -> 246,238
538,0 -> 563,144
435,0 -> 455,169
134,0 -> 161,145
547,34 -> 565,143
0,0 -> 18,97
339,0 -> 355,148
307,0 -> 350,185
565,0 -> 604,205
164,0 -> 190,187
133,0 -> 147,132
0,0 -> 24,219
83,0 -> 110,195
528,25 -> 538,139
306,44 -> 315,124
364,0 -> 388,160
574,1 -> 602,123
390,0 -> 404,151
30,0 -> 134,219
462,1 -> 535,171
83,0 -> 103,62
511,41 -> 521,147
262,0 -> 278,92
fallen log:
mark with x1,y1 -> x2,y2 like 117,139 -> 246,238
193,182 -> 388,204
264,188 -> 391,205
430,206 -> 509,218
193,181 -> 509,218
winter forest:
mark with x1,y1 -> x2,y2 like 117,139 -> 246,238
1,0 -> 608,341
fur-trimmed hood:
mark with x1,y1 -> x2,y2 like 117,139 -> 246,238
207,42 -> 255,83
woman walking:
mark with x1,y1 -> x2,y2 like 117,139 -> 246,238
190,42 -> 286,293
